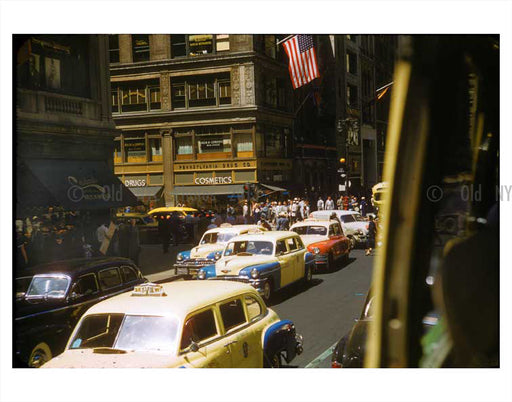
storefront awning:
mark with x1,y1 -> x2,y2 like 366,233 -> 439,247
259,183 -> 287,193
170,184 -> 245,196
128,186 -> 163,198
18,159 -> 138,210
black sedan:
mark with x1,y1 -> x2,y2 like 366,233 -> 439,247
14,257 -> 145,368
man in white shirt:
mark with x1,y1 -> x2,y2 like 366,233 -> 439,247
317,197 -> 324,211
325,196 -> 335,210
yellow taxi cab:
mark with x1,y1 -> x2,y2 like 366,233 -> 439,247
148,206 -> 198,217
41,281 -> 303,368
174,224 -> 266,277
197,231 -> 315,302
115,212 -> 159,244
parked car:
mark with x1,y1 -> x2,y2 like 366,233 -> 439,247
174,224 -> 266,277
115,212 -> 159,244
14,257 -> 145,368
42,281 -> 303,368
310,210 -> 368,248
290,219 -> 350,271
197,231 -> 315,302
331,290 -> 439,368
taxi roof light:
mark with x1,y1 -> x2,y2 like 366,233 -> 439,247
220,223 -> 233,228
132,283 -> 167,297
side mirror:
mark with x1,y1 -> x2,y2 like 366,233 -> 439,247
189,340 -> 199,353
16,292 -> 26,300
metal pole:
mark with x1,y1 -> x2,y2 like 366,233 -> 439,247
276,34 -> 296,46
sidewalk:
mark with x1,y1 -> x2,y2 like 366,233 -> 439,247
138,243 -> 194,283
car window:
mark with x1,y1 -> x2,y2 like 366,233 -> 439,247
224,240 -> 273,256
328,225 -> 335,236
292,226 -> 327,236
245,295 -> 264,322
294,237 -> 305,250
286,237 -> 298,251
220,298 -> 247,332
70,313 -> 124,349
180,309 -> 218,350
98,268 -> 122,290
275,240 -> 287,255
26,276 -> 69,298
340,215 -> 356,223
121,265 -> 139,283
333,223 -> 343,236
71,274 -> 99,298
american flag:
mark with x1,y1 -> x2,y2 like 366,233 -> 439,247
282,35 -> 320,89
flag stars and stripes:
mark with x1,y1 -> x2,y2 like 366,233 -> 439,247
282,34 -> 320,89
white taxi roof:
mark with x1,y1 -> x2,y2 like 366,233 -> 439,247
290,219 -> 338,229
83,280 -> 258,319
228,230 -> 298,243
312,210 -> 359,216
202,224 -> 264,236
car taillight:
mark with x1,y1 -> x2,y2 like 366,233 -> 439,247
331,361 -> 342,368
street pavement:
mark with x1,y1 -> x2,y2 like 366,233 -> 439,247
138,242 -> 375,369
271,249 -> 375,368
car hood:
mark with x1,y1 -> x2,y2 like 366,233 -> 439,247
343,221 -> 368,234
190,243 -> 224,258
300,235 -> 328,247
215,255 -> 277,276
42,349 -> 180,368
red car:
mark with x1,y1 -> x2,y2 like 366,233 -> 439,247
290,219 -> 351,271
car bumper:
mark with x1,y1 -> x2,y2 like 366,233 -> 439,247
209,275 -> 266,294
173,260 -> 215,277
313,254 -> 329,266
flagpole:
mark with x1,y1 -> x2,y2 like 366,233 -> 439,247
276,35 -> 296,46
294,91 -> 312,118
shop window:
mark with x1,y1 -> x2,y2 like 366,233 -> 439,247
150,138 -> 163,162
171,34 -> 186,58
216,35 -> 230,52
132,34 -> 150,62
114,139 -> 122,164
196,135 -> 231,160
347,84 -> 358,109
124,134 -> 146,163
233,132 -> 253,158
188,34 -> 213,56
109,35 -> 119,63
176,136 -> 193,160
347,51 -> 357,74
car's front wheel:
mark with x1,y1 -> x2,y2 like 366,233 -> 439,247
304,266 -> 313,283
267,352 -> 282,368
28,343 -> 52,368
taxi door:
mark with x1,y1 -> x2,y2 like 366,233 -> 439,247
179,307 -> 231,368
292,237 -> 307,280
218,297 -> 261,368
276,239 -> 293,288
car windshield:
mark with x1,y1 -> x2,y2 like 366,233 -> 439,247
26,276 -> 69,298
292,226 -> 327,236
353,214 -> 366,222
201,232 -> 236,244
224,240 -> 274,256
340,215 -> 356,223
70,314 -> 180,352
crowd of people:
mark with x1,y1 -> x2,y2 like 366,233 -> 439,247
15,209 -> 142,269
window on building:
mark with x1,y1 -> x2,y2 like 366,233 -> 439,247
196,134 -> 231,159
124,134 -> 146,163
114,139 -> 122,163
149,138 -> 163,162
277,78 -> 287,109
233,132 -> 254,158
109,35 -> 119,63
114,80 -> 160,113
132,34 -> 150,62
347,84 -> 358,108
347,51 -> 357,74
264,35 -> 276,58
111,88 -> 119,113
170,73 -> 231,109
188,34 -> 213,56
265,128 -> 283,157
264,76 -> 278,107
216,34 -> 230,52
176,136 -> 193,160
171,34 -> 186,58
